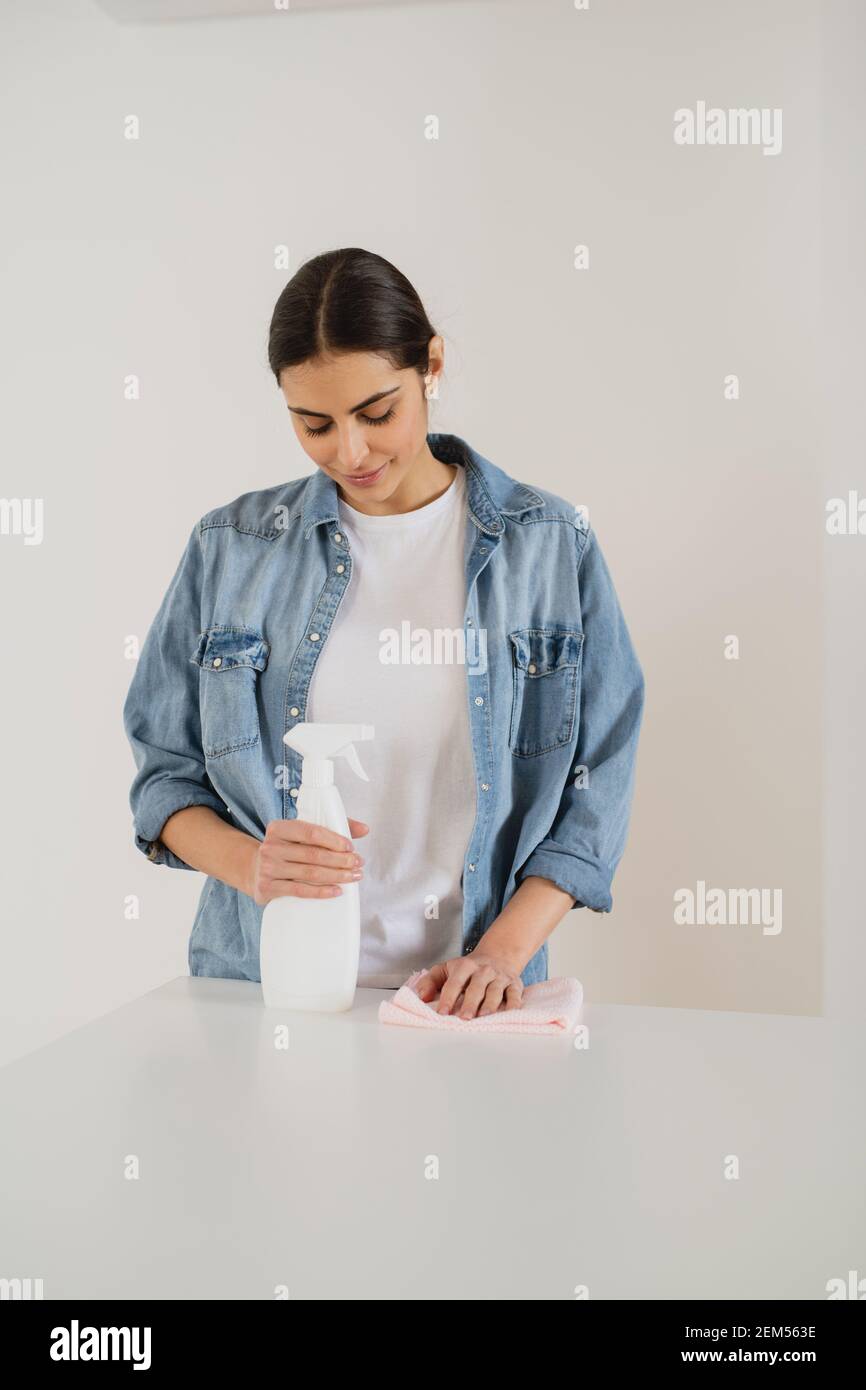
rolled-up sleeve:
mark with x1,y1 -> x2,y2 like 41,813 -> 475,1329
516,523 -> 645,911
122,521 -> 228,869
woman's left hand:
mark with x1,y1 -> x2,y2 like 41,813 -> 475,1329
413,951 -> 524,1019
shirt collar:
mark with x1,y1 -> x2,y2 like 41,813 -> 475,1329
300,431 -> 545,539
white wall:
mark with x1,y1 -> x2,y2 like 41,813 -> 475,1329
1,0 -> 856,1067
821,0 -> 866,1024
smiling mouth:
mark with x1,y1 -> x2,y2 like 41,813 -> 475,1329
344,461 -> 388,484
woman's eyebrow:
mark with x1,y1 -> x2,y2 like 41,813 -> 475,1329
287,385 -> 401,419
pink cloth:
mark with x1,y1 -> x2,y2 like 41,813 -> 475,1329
377,970 -> 583,1034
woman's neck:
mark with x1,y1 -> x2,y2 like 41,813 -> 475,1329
340,445 -> 458,517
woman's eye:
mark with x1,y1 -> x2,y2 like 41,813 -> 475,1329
363,406 -> 396,427
301,405 -> 396,439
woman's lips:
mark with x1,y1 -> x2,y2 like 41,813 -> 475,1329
344,460 -> 388,487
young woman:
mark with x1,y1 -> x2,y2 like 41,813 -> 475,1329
123,248 -> 645,1020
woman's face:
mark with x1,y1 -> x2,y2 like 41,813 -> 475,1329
278,348 -> 439,503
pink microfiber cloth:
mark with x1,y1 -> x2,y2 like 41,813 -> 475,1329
377,971 -> 583,1034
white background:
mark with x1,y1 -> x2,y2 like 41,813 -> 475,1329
0,0 -> 860,1066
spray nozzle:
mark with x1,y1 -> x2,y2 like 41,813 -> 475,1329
283,722 -> 374,788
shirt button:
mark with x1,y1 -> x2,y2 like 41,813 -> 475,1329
528,663 -> 536,674
309,632 -> 320,642
468,862 -> 476,871
336,564 -> 345,574
212,657 -> 222,668
474,696 -> 483,706
480,783 -> 489,791
333,532 -> 342,543
290,706 -> 299,716
289,788 -> 299,798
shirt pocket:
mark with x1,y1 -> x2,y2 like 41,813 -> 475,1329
189,625 -> 270,759
508,626 -> 584,758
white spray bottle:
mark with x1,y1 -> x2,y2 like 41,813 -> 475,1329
259,722 -> 374,1012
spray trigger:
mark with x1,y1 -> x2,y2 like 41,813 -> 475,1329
338,741 -> 369,781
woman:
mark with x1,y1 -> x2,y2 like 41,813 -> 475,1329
123,248 -> 645,1020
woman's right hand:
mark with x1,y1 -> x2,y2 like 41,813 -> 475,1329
246,817 -> 369,907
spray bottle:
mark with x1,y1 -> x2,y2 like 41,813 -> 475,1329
259,722 -> 374,1012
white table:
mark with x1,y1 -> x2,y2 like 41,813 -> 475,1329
1,977 -> 862,1300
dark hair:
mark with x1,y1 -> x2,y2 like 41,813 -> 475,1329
267,247 -> 438,389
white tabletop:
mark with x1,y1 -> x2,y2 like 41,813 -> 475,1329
0,976 -> 862,1300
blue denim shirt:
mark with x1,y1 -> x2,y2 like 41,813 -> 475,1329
123,432 -> 645,986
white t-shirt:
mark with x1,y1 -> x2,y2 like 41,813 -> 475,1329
306,463 -> 477,988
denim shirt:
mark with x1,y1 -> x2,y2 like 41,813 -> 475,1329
123,432 -> 645,987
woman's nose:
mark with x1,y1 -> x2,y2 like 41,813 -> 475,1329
335,425 -> 369,472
